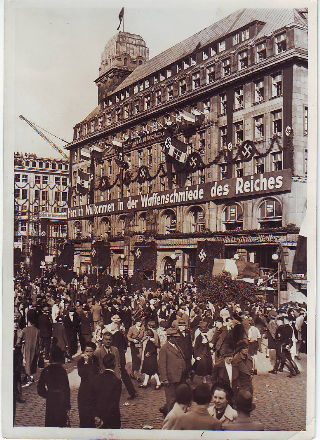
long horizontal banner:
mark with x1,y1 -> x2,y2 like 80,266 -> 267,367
68,169 -> 292,219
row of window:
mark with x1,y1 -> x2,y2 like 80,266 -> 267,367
72,197 -> 283,238
18,223 -> 67,234
104,31 -> 286,107
14,188 -> 68,201
75,33 -> 289,139
15,174 -> 68,185
15,160 -> 68,170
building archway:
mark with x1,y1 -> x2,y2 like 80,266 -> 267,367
184,206 -> 205,233
160,209 -> 177,234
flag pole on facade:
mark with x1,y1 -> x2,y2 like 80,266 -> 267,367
117,7 -> 124,31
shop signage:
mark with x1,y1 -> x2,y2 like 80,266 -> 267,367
68,169 -> 291,219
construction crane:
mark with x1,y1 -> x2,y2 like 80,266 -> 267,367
19,115 -> 69,161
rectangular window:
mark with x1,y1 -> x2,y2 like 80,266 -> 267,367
62,177 -> 68,186
234,121 -> 244,145
218,40 -> 226,52
62,192 -> 68,202
233,33 -> 240,45
254,115 -> 264,139
58,163 -> 63,170
20,222 -> 27,232
238,50 -> 248,70
90,121 -> 95,132
167,68 -> 172,78
106,114 -> 112,125
133,84 -> 139,94
155,90 -> 162,105
55,176 -> 61,185
115,108 -> 121,122
32,161 -> 37,167
271,73 -> 282,97
42,191 -> 47,201
144,79 -> 150,89
144,95 -> 151,110
220,163 -> 228,179
183,59 -> 190,70
42,175 -> 48,185
133,101 -> 139,115
255,157 -> 265,174
55,192 -> 60,202
241,29 -> 250,41
256,41 -> 267,62
97,117 -> 103,129
138,82 -> 144,92
235,161 -> 243,177
22,174 -> 28,183
124,105 -> 130,119
254,80 -> 265,103
179,78 -> 187,95
272,110 -> 282,135
35,175 -> 41,184
39,161 -> 43,168
34,190 -> 40,200
220,93 -> 227,115
210,46 -> 217,57
14,188 -> 20,198
275,33 -> 287,54
160,71 -> 166,81
22,189 -> 28,199
222,58 -> 231,77
220,126 -> 228,149
192,72 -> 200,89
125,90 -> 129,98
147,147 -> 153,165
271,152 -> 283,171
202,49 -> 209,60
206,65 -> 215,83
203,99 -> 211,115
138,150 -> 143,166
167,85 -> 174,100
51,163 -> 56,170
234,87 -> 244,110
15,174 -> 21,182
304,106 -> 308,135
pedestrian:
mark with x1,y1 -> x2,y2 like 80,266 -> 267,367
172,383 -> 222,430
139,329 -> 161,389
94,330 -> 121,378
52,316 -> 69,363
211,348 -> 235,396
223,390 -> 264,431
37,345 -> 70,427
38,306 -> 52,361
232,340 -> 254,399
63,306 -> 80,358
158,327 -> 187,415
79,306 -> 93,352
21,310 -> 40,386
77,341 -> 99,428
90,299 -> 102,330
92,353 -> 122,429
208,385 -> 238,425
247,318 -> 261,374
193,321 -> 213,382
162,383 -> 192,429
127,318 -> 145,380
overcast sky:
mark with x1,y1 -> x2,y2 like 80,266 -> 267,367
5,0 -> 308,160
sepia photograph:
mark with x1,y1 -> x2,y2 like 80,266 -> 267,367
2,0 -> 317,438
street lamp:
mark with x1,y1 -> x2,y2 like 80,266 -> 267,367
272,252 -> 280,308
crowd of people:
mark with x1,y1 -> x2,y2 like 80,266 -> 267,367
13,268 -> 307,430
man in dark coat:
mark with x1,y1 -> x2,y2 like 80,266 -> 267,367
37,345 -> 70,427
92,353 -> 122,429
63,308 -> 80,358
158,328 -> 187,414
175,320 -> 193,378
79,307 -> 93,352
232,340 -> 254,400
38,306 -> 52,361
52,316 -> 69,362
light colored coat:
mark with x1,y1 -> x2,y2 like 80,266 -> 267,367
208,404 -> 238,425
162,402 -> 186,429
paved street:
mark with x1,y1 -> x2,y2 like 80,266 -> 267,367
15,353 -> 306,431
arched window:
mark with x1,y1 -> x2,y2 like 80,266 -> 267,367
138,212 -> 147,233
101,217 -> 111,236
258,198 -> 282,229
186,206 -> 205,233
223,203 -> 243,231
118,215 -> 127,235
74,221 -> 82,238
87,219 -> 94,237
161,209 -> 177,234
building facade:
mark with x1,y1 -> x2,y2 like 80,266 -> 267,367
67,9 -> 308,298
14,153 -> 69,263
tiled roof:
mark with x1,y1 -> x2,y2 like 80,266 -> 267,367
112,8 -> 307,94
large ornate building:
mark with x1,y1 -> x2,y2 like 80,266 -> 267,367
67,8 -> 308,299
14,153 -> 69,264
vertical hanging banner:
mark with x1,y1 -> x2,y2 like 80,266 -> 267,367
195,240 -> 224,277
57,243 -> 75,268
133,240 -> 157,272
30,244 -> 45,280
91,240 -> 111,268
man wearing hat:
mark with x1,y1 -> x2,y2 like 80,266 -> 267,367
158,327 -> 187,414
175,320 -> 193,378
232,340 -> 254,399
211,348 -> 235,395
193,321 -> 213,381
223,390 -> 264,431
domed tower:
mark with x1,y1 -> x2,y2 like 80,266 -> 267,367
95,31 -> 149,104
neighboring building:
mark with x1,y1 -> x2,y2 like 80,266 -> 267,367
14,152 -> 69,261
67,9 -> 308,300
